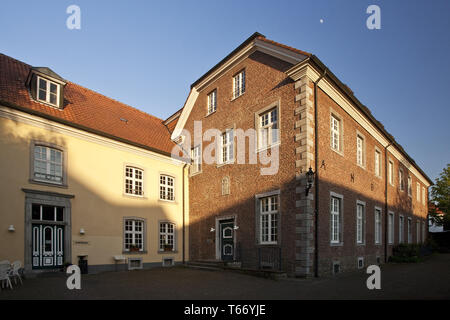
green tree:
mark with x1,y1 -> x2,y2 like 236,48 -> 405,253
429,164 -> 450,230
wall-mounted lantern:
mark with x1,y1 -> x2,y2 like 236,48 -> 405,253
305,167 -> 315,196
210,228 -> 215,233
8,225 -> 15,232
79,228 -> 85,235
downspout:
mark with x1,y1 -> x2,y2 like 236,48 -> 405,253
384,143 -> 392,263
313,68 -> 327,278
182,163 -> 188,264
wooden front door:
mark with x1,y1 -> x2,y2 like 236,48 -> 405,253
32,224 -> 64,269
220,220 -> 234,261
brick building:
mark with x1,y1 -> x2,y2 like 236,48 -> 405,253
171,32 -> 432,277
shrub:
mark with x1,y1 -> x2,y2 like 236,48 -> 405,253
389,244 -> 422,263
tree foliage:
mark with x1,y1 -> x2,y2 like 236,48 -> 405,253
429,164 -> 450,229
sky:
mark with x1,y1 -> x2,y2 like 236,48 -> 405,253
0,0 -> 449,182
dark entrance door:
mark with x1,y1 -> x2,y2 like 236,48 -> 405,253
32,224 -> 64,269
220,219 -> 234,261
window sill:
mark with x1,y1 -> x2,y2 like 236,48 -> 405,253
258,243 -> 279,246
29,179 -> 67,189
205,110 -> 217,118
189,170 -> 202,177
123,251 -> 147,255
330,242 -> 344,247
122,193 -> 147,200
157,250 -> 178,254
330,148 -> 344,157
256,142 -> 280,154
231,92 -> 245,102
158,199 -> 177,205
216,160 -> 235,168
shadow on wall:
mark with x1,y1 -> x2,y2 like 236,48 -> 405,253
0,118 -> 186,269
187,163 -> 426,275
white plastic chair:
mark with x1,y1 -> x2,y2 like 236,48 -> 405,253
0,263 -> 13,290
9,261 -> 23,285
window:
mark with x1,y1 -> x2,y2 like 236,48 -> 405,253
399,215 -> 404,243
221,176 -> 230,195
422,187 -> 426,205
207,89 -> 217,114
220,129 -> 234,164
233,70 -> 245,99
34,145 -> 63,184
399,169 -> 405,191
357,257 -> 364,269
159,222 -> 175,251
160,175 -> 175,201
330,196 -> 342,244
375,149 -> 381,177
191,146 -> 201,174
258,108 -> 279,149
124,219 -> 144,252
416,183 -> 420,202
32,204 -> 64,222
407,176 -> 412,196
375,208 -> 382,244
128,258 -> 143,270
416,221 -> 421,244
260,195 -> 279,244
330,114 -> 341,151
407,218 -> 412,244
37,76 -> 60,106
125,166 -> 144,196
356,135 -> 365,167
388,160 -> 394,185
356,203 -> 365,244
388,212 -> 394,244
422,221 -> 426,243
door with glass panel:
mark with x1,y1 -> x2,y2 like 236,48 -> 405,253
31,204 -> 65,269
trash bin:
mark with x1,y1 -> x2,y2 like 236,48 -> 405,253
78,255 -> 88,274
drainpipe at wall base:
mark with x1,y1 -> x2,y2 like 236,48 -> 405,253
384,143 -> 392,263
313,68 -> 327,278
182,163 -> 188,264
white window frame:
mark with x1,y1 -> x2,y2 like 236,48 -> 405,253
388,212 -> 395,244
399,215 -> 404,244
159,222 -> 176,251
232,70 -> 245,99
374,149 -> 381,177
422,187 -> 426,205
416,182 -> 420,202
219,129 -> 234,164
191,145 -> 202,174
259,195 -> 279,245
330,194 -> 343,244
399,169 -> 405,191
356,201 -> 365,245
388,160 -> 394,186
207,89 -> 217,115
375,207 -> 382,245
36,76 -> 60,107
124,218 -> 145,252
258,108 -> 279,150
330,114 -> 341,151
356,134 -> 365,167
125,166 -> 144,197
33,145 -> 63,184
159,174 -> 175,201
407,175 -> 412,197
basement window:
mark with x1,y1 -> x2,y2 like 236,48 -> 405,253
128,258 -> 143,270
357,257 -> 364,269
333,262 -> 340,275
162,258 -> 174,267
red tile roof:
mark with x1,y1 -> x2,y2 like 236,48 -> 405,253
0,53 -> 176,156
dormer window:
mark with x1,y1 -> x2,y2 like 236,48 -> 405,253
37,76 -> 60,106
27,66 -> 66,109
